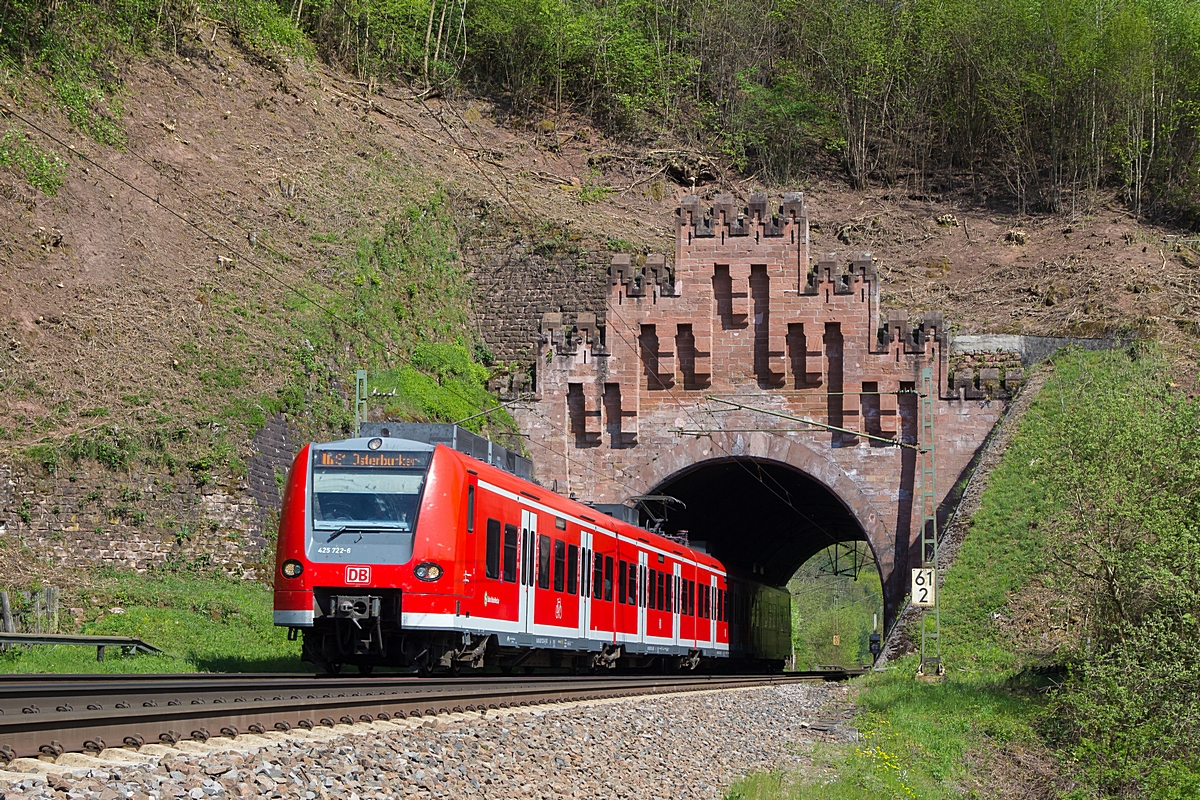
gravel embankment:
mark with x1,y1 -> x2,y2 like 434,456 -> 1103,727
0,683 -> 856,799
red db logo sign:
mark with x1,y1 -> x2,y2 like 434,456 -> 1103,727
345,566 -> 371,584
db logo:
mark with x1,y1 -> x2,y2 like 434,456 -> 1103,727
554,598 -> 563,620
345,566 -> 371,584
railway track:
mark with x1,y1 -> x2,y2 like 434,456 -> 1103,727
0,670 -> 860,765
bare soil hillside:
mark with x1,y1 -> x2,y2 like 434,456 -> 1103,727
2,31 -> 1198,455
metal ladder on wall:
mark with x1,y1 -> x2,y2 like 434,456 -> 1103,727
917,366 -> 943,677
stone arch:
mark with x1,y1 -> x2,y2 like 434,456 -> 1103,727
621,430 -> 896,583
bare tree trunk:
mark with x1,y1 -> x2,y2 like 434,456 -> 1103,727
433,0 -> 449,75
422,0 -> 437,89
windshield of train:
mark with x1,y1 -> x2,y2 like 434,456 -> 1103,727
308,449 -> 431,564
312,469 -> 425,531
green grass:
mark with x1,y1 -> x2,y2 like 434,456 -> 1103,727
0,571 -> 301,674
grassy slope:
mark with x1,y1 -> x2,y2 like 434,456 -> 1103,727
729,351 -> 1092,799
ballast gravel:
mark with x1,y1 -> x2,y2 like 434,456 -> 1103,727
0,683 -> 855,800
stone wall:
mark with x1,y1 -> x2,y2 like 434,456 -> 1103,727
0,416 -> 301,578
467,241 -> 611,372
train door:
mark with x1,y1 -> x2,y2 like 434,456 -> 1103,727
705,575 -> 715,642
696,571 -> 710,644
520,508 -> 538,633
672,562 -> 681,646
463,483 -> 477,603
637,550 -> 648,644
579,529 -> 592,640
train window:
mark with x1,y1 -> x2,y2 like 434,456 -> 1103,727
648,568 -> 657,610
523,530 -> 534,586
657,571 -> 665,611
553,539 -> 566,592
503,524 -> 518,583
462,488 -> 473,536
579,549 -> 587,597
485,519 -> 501,579
567,544 -> 579,595
604,556 -> 614,601
618,560 -> 627,604
703,584 -> 711,619
582,548 -> 590,597
688,580 -> 696,615
665,574 -> 673,613
627,562 -> 637,605
593,553 -> 603,597
538,535 -> 551,590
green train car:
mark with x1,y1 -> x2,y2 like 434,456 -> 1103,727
726,571 -> 791,671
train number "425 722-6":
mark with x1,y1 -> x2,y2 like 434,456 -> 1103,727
316,546 -> 352,555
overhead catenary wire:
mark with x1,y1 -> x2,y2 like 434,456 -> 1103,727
3,87 -> 878,551
0,99 -> 641,497
598,301 -> 850,550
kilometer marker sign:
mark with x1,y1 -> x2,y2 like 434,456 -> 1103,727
911,568 -> 936,607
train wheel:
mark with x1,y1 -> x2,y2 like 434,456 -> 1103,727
357,663 -> 374,676
448,661 -> 461,678
320,660 -> 342,676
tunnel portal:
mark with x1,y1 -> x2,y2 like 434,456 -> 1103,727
645,457 -> 871,588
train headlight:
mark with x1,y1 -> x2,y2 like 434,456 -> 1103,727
414,562 -> 443,582
281,559 -> 304,579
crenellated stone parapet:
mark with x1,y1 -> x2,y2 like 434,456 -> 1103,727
512,194 -> 1013,626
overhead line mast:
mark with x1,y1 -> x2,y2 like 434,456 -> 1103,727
916,366 -> 943,680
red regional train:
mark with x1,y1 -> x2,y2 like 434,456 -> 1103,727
273,432 -> 791,675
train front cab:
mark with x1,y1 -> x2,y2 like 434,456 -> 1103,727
274,436 -> 474,674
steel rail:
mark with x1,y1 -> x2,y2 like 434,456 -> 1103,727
0,674 -> 639,707
0,671 -> 860,764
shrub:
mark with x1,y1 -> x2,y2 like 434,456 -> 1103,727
0,130 -> 66,194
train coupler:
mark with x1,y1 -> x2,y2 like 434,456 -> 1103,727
679,649 -> 700,671
331,595 -> 381,626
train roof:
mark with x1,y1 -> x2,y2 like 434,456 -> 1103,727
433,443 -> 726,574
303,435 -> 724,573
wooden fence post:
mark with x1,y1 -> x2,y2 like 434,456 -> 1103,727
0,591 -> 12,652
